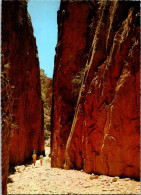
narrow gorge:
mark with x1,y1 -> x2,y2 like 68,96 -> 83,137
2,0 -> 140,194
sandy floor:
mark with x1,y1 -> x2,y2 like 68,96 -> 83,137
7,146 -> 140,194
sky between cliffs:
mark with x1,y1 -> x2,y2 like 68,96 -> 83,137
28,0 -> 60,78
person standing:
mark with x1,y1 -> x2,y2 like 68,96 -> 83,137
39,153 -> 43,166
32,150 -> 36,166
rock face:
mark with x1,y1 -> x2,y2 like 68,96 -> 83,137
1,63 -> 14,194
51,1 -> 97,168
2,0 -> 44,170
51,0 -> 140,179
40,69 -> 53,132
44,77 -> 53,134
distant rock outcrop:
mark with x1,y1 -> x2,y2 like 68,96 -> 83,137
40,69 -> 53,139
51,0 -> 140,179
2,0 -> 44,192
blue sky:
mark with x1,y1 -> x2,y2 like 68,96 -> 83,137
28,0 -> 60,78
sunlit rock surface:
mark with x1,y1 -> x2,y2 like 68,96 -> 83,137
51,0 -> 140,179
51,1 -> 97,168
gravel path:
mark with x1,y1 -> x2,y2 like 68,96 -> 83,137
7,147 -> 140,194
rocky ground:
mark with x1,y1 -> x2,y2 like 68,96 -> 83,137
7,143 -> 140,194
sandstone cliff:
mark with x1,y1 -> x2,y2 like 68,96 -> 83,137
40,69 -> 53,132
51,0 -> 140,179
2,0 -> 44,173
40,69 -> 53,141
51,1 -> 97,168
1,64 -> 14,194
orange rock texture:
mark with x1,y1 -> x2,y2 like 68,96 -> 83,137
2,0 -> 44,171
51,1 -> 97,168
51,0 -> 140,179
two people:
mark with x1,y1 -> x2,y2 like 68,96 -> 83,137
32,150 -> 43,166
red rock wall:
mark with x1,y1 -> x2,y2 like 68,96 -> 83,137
51,1 -> 97,168
51,0 -> 140,179
2,0 -> 45,168
1,65 -> 14,194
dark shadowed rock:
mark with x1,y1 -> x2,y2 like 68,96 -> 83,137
2,0 -> 44,193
